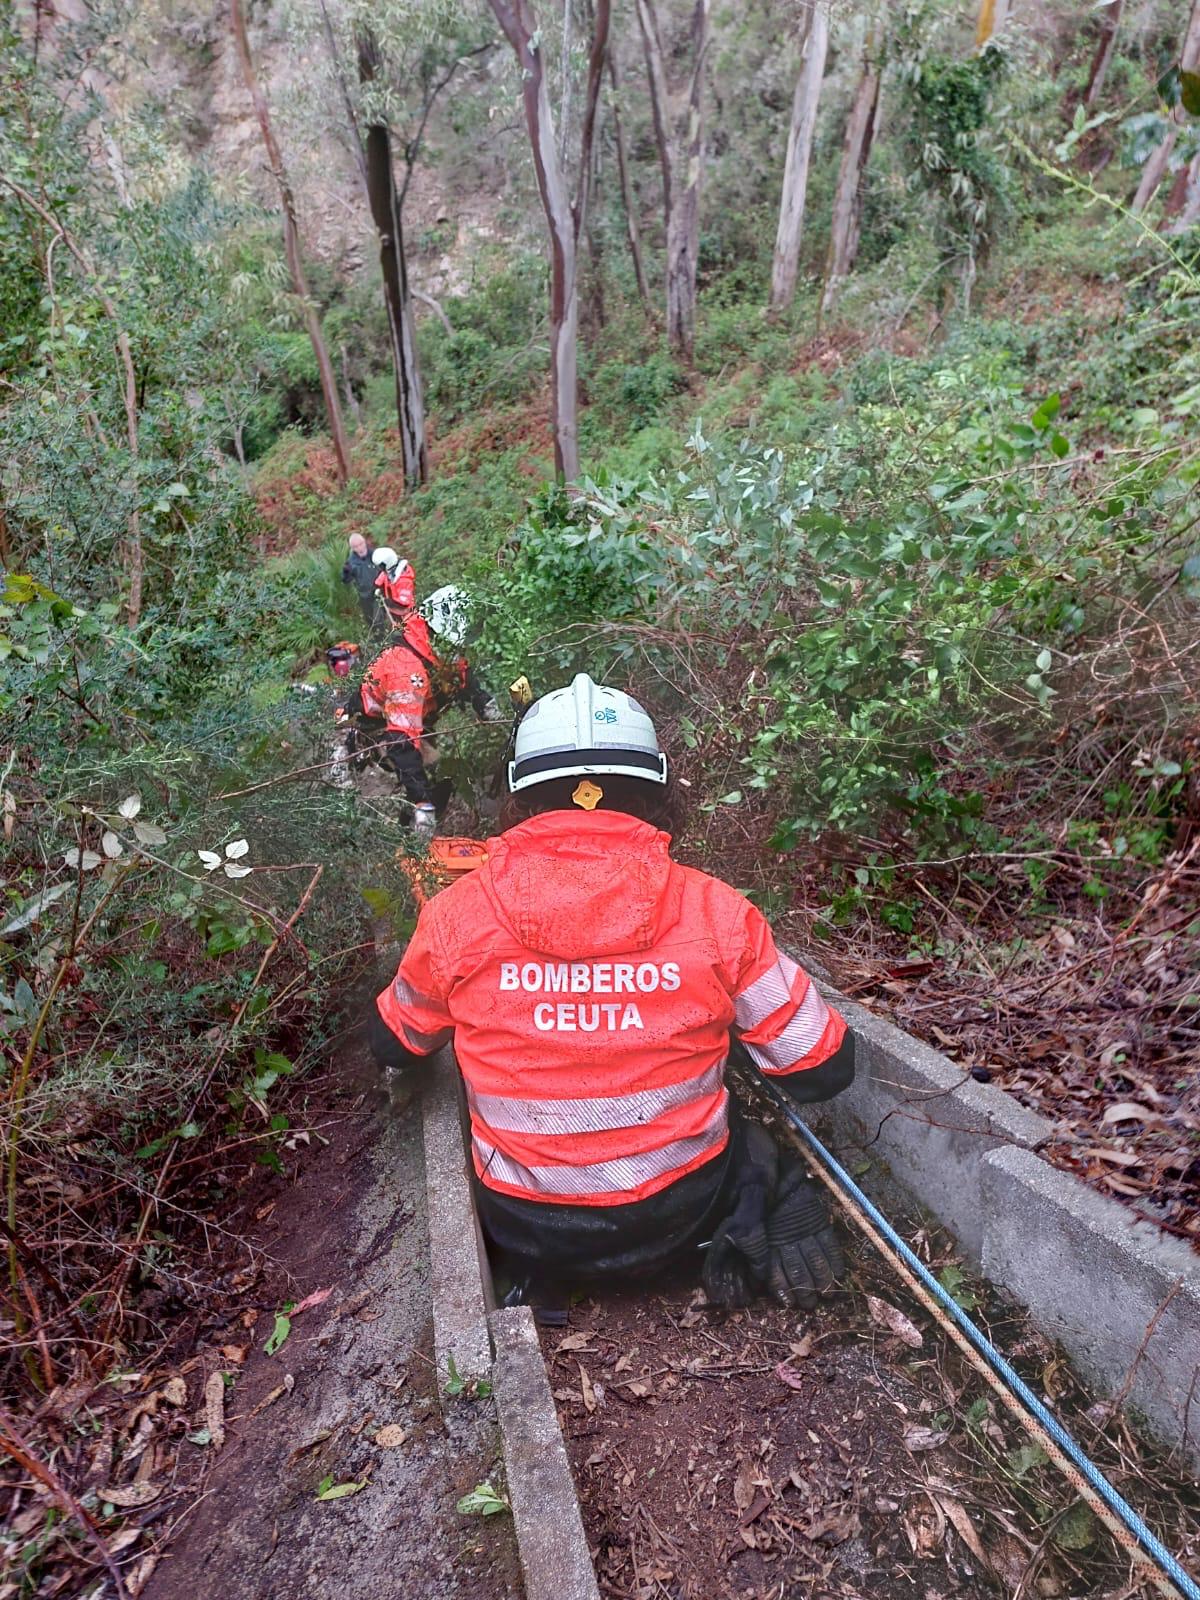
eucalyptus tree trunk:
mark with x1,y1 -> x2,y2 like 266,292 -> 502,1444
636,0 -> 710,357
489,0 -> 611,482
609,50 -> 652,315
357,31 -> 427,486
1083,0 -> 1124,110
1131,0 -> 1200,213
974,0 -> 1009,49
821,43 -> 880,315
230,0 -> 350,484
769,1 -> 829,315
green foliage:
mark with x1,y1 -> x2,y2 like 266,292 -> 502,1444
417,257 -> 546,420
895,34 -> 1011,294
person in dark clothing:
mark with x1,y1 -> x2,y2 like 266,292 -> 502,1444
341,533 -> 377,626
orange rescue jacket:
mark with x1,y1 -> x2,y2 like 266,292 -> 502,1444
360,616 -> 464,745
376,811 -> 847,1208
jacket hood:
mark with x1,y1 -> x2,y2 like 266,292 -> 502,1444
481,810 -> 680,958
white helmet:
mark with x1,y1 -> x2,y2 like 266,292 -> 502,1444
508,673 -> 667,793
421,584 -> 470,648
372,546 -> 413,574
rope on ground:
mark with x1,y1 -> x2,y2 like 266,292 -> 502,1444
763,1086 -> 1200,1600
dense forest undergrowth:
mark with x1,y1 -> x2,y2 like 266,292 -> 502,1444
3,0 -> 1200,1590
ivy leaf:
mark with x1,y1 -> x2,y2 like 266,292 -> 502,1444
1049,432 -> 1070,458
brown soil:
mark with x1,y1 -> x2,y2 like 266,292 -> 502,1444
542,1287 -> 1007,1600
134,1052 -> 522,1600
538,1240 -> 1193,1600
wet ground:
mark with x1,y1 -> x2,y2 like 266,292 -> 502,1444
538,1252 -> 1189,1600
143,1054 -> 521,1600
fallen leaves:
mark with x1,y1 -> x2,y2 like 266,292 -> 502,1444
578,1363 -> 598,1414
100,1482 -> 160,1508
292,1286 -> 333,1317
263,1308 -> 292,1356
203,1371 -> 226,1449
867,1296 -> 924,1349
374,1424 -> 407,1448
1100,1101 -> 1161,1126
902,1424 -> 951,1453
315,1475 -> 367,1502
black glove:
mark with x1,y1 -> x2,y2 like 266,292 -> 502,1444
702,1125 -> 777,1307
764,1167 -> 845,1310
368,1002 -> 430,1077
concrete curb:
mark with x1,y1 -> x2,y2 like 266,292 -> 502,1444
982,1146 -> 1200,1464
791,958 -> 1200,1469
421,1050 -> 493,1388
417,1046 -> 602,1595
491,1307 -> 602,1600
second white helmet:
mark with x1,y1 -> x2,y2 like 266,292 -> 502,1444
421,584 -> 471,648
508,673 -> 667,793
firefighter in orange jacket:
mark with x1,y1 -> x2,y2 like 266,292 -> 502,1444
348,587 -> 492,828
370,674 -> 855,1309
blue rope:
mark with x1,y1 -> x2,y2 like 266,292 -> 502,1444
767,1092 -> 1200,1600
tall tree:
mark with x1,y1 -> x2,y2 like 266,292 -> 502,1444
769,1 -> 830,315
974,0 -> 1009,51
635,0 -> 710,356
357,30 -> 426,486
608,49 -> 652,315
1082,0 -> 1124,111
821,34 -> 880,315
1130,0 -> 1200,214
230,0 -> 350,484
489,0 -> 611,482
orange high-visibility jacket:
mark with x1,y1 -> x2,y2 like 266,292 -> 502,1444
360,616 -> 463,745
376,811 -> 847,1208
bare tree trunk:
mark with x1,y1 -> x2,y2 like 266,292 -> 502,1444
490,0 -> 611,482
1131,0 -> 1200,212
230,0 -> 350,485
1165,147 -> 1200,231
636,0 -> 710,357
769,1 -> 829,315
340,346 -> 361,428
1083,0 -> 1124,110
608,51 -> 652,314
358,32 -> 427,486
975,0 -> 1009,49
821,45 -> 880,315
1132,125 -> 1177,211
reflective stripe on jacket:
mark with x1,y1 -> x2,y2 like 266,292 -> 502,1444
376,810 -> 846,1207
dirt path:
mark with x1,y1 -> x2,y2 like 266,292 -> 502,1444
540,1258 -> 1186,1599
144,1054 -> 521,1600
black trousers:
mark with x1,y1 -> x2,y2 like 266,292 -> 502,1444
475,1102 -> 747,1283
